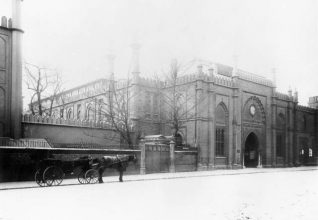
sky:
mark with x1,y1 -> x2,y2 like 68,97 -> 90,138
1,0 -> 318,106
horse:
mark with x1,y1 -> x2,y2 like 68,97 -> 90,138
96,154 -> 137,183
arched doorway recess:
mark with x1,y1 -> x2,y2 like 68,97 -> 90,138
244,132 -> 260,168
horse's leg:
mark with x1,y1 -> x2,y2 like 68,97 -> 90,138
98,167 -> 104,183
118,165 -> 124,182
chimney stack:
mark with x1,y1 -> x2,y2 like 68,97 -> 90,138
106,54 -> 115,81
12,0 -> 22,29
131,42 -> 141,77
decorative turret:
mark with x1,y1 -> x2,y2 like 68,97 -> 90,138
208,68 -> 214,78
197,64 -> 203,77
106,53 -> 115,81
293,88 -> 298,102
288,86 -> 292,97
271,68 -> 277,88
232,55 -> 239,77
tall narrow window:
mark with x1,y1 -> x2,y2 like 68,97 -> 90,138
77,104 -> 81,119
86,104 -> 94,120
216,128 -> 225,156
60,108 -> 64,118
215,103 -> 228,157
66,108 -> 72,119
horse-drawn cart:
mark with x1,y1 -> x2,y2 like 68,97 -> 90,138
34,156 -> 99,187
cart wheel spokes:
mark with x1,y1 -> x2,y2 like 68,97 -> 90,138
78,171 -> 88,184
43,166 -> 64,186
85,169 -> 99,184
35,169 -> 47,187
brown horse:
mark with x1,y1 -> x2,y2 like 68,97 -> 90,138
97,155 -> 137,183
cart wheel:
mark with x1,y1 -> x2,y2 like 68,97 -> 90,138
35,169 -> 47,187
85,169 -> 99,184
43,166 -> 64,186
78,171 -> 88,184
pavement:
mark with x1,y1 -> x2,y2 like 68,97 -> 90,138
0,166 -> 317,190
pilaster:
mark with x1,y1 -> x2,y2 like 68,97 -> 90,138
208,83 -> 215,169
232,76 -> 242,167
196,79 -> 208,170
271,92 -> 277,167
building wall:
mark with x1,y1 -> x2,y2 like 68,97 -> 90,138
22,122 -> 120,147
30,63 -> 318,169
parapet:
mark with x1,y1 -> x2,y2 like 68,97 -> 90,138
237,69 -> 274,87
296,105 -> 316,113
22,114 -> 115,130
275,91 -> 292,101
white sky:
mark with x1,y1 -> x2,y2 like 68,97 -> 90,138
1,0 -> 318,106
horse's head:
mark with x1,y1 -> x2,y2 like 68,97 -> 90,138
129,154 -> 138,164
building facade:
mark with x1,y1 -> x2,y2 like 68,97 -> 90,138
35,46 -> 318,169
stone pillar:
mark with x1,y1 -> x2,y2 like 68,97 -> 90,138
139,139 -> 146,174
196,79 -> 208,170
232,75 -> 242,167
294,107 -> 299,165
285,101 -> 291,166
228,95 -> 234,168
288,101 -> 294,166
265,99 -> 273,167
208,83 -> 215,169
271,93 -> 277,167
10,0 -> 23,139
169,140 -> 175,172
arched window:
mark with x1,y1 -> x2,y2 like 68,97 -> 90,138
77,104 -> 81,120
215,103 -> 228,157
216,128 -> 225,156
60,108 -> 64,118
86,104 -> 94,120
66,108 -> 73,119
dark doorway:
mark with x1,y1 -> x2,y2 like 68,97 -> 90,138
244,132 -> 259,167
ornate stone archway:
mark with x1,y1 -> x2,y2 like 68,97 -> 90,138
242,96 -> 266,168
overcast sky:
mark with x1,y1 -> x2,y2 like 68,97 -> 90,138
1,0 -> 318,106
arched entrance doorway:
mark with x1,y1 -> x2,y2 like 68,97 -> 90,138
244,132 -> 259,167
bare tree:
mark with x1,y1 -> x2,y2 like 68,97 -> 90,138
24,62 -> 64,116
87,79 -> 139,148
45,74 -> 64,116
160,59 -> 200,144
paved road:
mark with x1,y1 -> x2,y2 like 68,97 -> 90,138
0,167 -> 317,220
